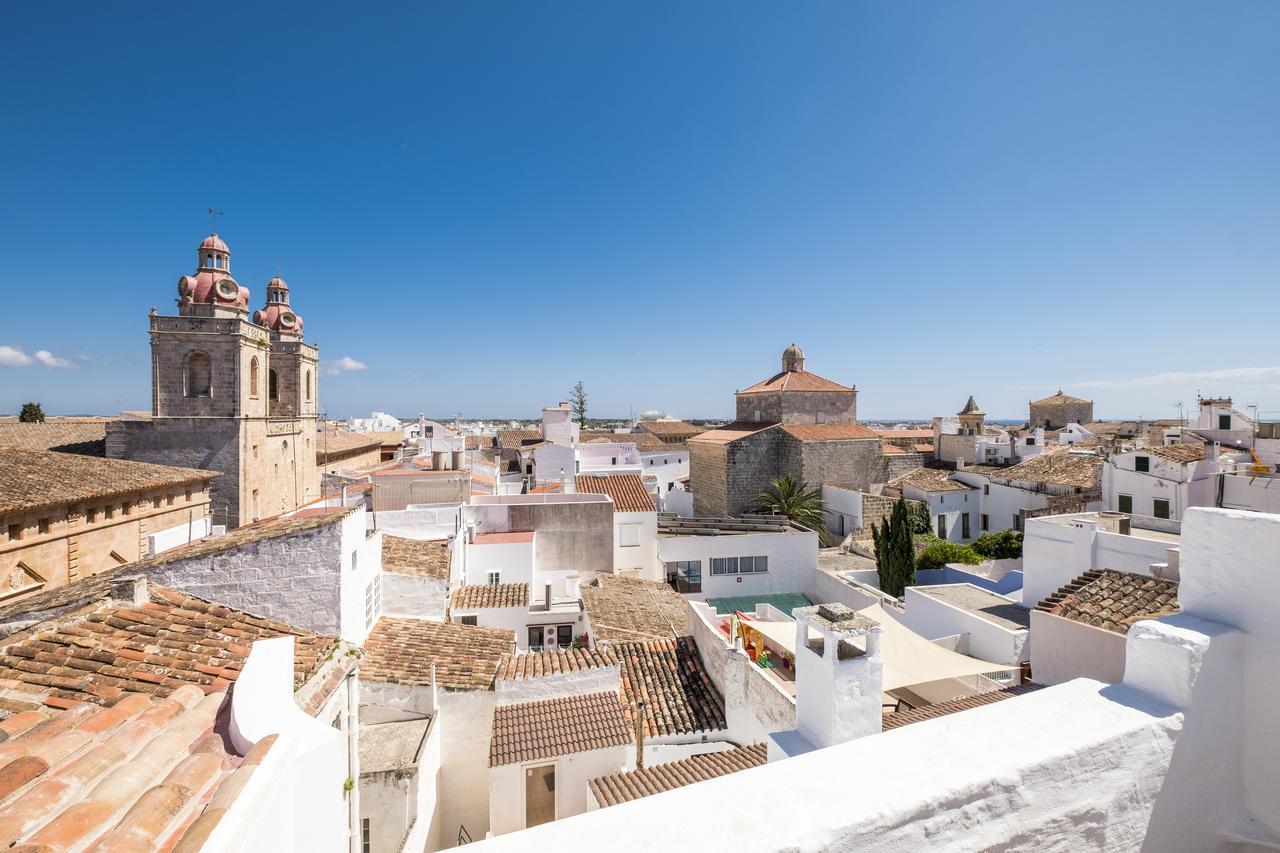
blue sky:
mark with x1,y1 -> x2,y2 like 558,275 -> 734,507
2,2 -> 1278,421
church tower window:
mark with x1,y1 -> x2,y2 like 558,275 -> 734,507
306,370 -> 312,402
269,369 -> 279,402
250,357 -> 260,397
185,352 -> 212,398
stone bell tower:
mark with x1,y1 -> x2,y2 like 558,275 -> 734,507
107,233 -> 320,528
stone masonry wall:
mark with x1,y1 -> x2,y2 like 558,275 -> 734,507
689,442 -> 731,517
142,521 -> 344,636
1029,399 -> 1093,430
721,428 -> 784,517
796,437 -> 884,492
735,389 -> 857,425
108,419 -> 244,528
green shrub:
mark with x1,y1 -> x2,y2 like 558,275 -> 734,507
916,541 -> 983,570
972,529 -> 1023,560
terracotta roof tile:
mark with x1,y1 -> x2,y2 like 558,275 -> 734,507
873,429 -> 934,439
1035,569 -> 1179,635
0,424 -> 107,456
888,466 -> 972,493
496,429 -> 541,449
359,618 -> 514,691
780,424 -> 880,442
450,583 -> 529,610
0,450 -> 216,517
589,743 -> 767,807
574,474 -> 655,513
686,422 -> 777,446
613,638 -> 726,737
381,536 -> 449,580
636,420 -> 704,439
581,576 -> 686,643
738,370 -> 853,395
582,432 -> 680,452
0,583 -> 339,710
1132,444 -> 1206,464
315,429 -> 382,462
993,453 -> 1099,489
489,691 -> 632,767
1031,390 -> 1092,405
882,683 -> 1045,730
496,648 -> 618,681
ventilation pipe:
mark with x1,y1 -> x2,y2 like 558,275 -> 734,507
634,701 -> 646,770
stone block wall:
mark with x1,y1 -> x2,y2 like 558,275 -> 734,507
717,429 -> 784,517
150,315 -> 270,419
1029,399 -> 1094,430
795,437 -> 884,493
734,389 -> 857,425
108,419 -> 243,528
937,433 -> 979,465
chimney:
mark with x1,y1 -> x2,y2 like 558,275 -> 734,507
793,603 -> 883,749
634,701 -> 646,769
110,576 -> 148,607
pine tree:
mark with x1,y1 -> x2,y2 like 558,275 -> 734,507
569,381 -> 588,429
18,402 -> 45,423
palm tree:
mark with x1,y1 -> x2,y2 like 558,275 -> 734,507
751,476 -> 829,536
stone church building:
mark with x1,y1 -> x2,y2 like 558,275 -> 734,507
689,345 -> 921,517
107,234 -> 320,528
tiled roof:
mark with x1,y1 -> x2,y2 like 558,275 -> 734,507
0,422 -> 107,456
139,508 -> 352,570
473,531 -> 534,545
0,449 -> 217,516
0,685 -> 279,850
381,536 -> 450,580
589,743 -> 767,807
581,576 -> 686,643
465,435 -> 495,450
583,432 -> 678,452
489,690 -> 632,766
779,424 -> 879,442
359,617 -> 514,691
636,420 -> 704,439
738,370 -> 853,395
450,583 -> 529,610
1132,444 -> 1206,464
315,429 -> 381,461
888,466 -> 971,493
882,445 -> 907,456
496,648 -> 618,681
914,442 -> 934,453
686,422 -> 777,446
613,637 -> 727,737
1031,389 -> 1092,405
365,430 -> 408,445
1035,569 -> 1179,635
0,583 -> 339,713
873,429 -> 934,439
360,717 -> 432,774
575,474 -> 655,513
882,683 -> 1046,730
496,429 -> 541,449
994,453 -> 1099,489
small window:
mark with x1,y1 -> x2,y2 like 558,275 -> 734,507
962,513 -> 970,539
37,518 -> 50,535
1153,498 -> 1171,520
1118,494 -> 1133,514
249,357 -> 260,397
362,818 -> 371,853
87,508 -> 98,524
1013,514 -> 1022,532
456,614 -> 478,627
619,523 -> 641,547
1025,437 -> 1035,446
306,370 -> 312,402
166,494 -> 175,507
1218,414 -> 1231,430
7,524 -> 21,542
185,488 -> 192,502
815,411 -> 826,424
152,497 -> 162,510
352,552 -> 359,573
487,571 -> 501,585
981,513 -> 989,531
121,502 -> 131,517
1134,456 -> 1150,473
105,506 -> 115,520
983,484 -> 990,495
268,369 -> 279,402
710,557 -> 739,575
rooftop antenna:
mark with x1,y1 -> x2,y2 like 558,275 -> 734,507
1173,401 -> 1184,425
207,208 -> 224,234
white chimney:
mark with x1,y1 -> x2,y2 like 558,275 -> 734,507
793,603 -> 884,749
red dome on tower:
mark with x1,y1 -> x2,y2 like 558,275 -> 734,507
177,233 -> 248,309
252,275 -> 303,334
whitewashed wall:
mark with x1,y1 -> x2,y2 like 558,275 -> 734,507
1029,610 -> 1126,686
382,572 -> 447,621
612,510 -> 658,579
489,745 -> 630,837
659,529 -> 818,601
900,586 -> 1028,665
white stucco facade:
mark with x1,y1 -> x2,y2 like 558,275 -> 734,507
899,585 -> 1029,666
657,527 -> 818,600
611,509 -> 658,579
1102,449 -> 1218,521
489,745 -> 629,837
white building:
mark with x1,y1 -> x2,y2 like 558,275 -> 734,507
449,580 -> 588,651
1102,443 -> 1219,521
469,506 -> 1280,853
897,585 -> 1030,666
656,515 -> 818,601
350,411 -> 404,433
954,451 -> 1101,534
573,473 -> 660,580
886,466 -> 980,542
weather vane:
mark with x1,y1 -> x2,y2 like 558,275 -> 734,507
208,207 -> 224,234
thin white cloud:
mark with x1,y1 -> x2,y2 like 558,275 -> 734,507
33,350 -> 75,369
323,356 -> 368,376
0,345 -> 76,368
1072,366 -> 1280,390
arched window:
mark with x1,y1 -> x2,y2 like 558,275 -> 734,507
269,369 -> 279,402
185,352 -> 211,398
249,357 -> 260,397
305,370 -> 312,402
206,254 -> 214,267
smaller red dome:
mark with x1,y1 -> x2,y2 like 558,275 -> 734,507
266,276 -> 289,290
199,234 -> 230,253
256,304 -> 303,334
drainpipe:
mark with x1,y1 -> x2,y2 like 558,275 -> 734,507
346,670 -> 361,853
634,701 -> 646,770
